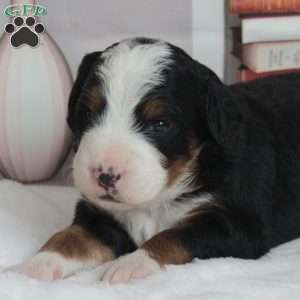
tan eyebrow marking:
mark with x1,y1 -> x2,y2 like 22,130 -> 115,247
142,99 -> 167,120
80,86 -> 106,112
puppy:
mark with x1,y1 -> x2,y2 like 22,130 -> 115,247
9,38 -> 300,284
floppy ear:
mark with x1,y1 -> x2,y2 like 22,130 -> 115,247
67,52 -> 101,134
206,75 -> 245,155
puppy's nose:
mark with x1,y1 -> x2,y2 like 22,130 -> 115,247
94,169 -> 121,190
98,173 -> 115,187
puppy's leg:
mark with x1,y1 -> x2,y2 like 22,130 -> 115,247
7,200 -> 137,281
102,203 -> 269,284
7,225 -> 113,280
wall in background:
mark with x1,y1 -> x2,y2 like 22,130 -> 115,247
192,0 -> 226,81
0,0 -> 227,80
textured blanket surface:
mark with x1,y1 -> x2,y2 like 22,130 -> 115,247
0,179 -> 300,300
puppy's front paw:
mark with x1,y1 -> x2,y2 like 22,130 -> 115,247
5,252 -> 65,281
101,249 -> 161,284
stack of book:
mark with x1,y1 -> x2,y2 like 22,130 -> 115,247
230,0 -> 300,82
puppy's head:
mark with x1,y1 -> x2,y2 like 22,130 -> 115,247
68,38 -> 242,211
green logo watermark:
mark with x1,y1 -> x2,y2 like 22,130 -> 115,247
3,4 -> 47,17
3,4 -> 47,48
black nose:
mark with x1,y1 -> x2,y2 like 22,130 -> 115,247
98,172 -> 121,189
98,173 -> 114,187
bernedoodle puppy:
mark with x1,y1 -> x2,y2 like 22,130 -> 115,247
8,38 -> 300,284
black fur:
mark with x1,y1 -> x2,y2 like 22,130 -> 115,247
73,200 -> 137,257
68,37 -> 300,262
67,51 -> 103,142
186,72 -> 300,259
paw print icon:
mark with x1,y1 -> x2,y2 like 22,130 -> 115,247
5,16 -> 45,48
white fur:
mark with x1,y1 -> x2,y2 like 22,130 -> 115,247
100,249 -> 161,284
112,193 -> 212,246
99,39 -> 172,116
73,122 -> 167,208
5,251 -> 98,281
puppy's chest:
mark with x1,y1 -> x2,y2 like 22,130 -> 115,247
112,196 -> 210,246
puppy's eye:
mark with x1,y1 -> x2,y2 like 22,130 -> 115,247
144,120 -> 171,134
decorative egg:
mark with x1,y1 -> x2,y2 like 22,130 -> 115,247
0,4 -> 73,182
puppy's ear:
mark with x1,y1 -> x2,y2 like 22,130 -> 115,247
67,52 -> 101,134
206,75 -> 244,155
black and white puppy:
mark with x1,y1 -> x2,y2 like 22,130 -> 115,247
10,38 -> 300,283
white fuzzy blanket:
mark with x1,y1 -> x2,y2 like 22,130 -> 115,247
0,179 -> 300,300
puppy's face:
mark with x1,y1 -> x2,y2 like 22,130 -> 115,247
68,38 -> 222,211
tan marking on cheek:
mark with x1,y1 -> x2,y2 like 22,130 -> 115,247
167,156 -> 191,186
40,225 -> 114,262
167,142 -> 202,187
143,230 -> 192,265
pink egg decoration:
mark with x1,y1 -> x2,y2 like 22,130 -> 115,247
0,0 -> 73,182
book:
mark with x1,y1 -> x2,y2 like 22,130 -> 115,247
241,40 -> 300,73
237,65 -> 300,81
242,15 -> 300,43
230,0 -> 300,14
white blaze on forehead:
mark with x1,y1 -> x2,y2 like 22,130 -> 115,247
97,39 -> 172,127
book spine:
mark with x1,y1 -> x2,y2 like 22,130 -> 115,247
242,15 -> 300,44
238,66 -> 300,81
230,0 -> 300,14
242,42 -> 300,73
